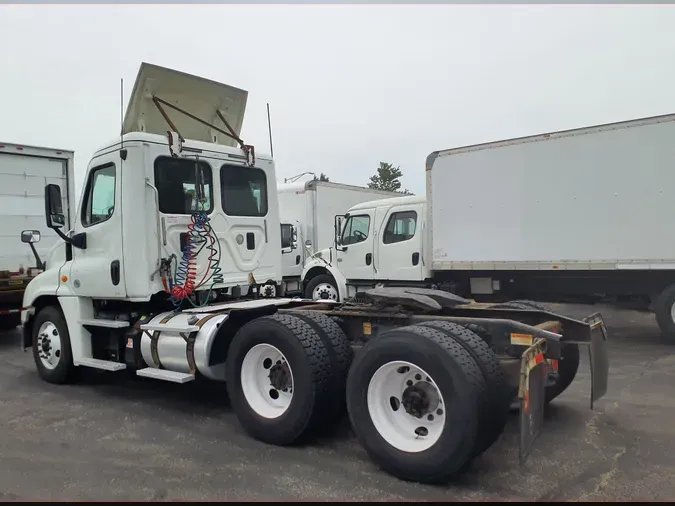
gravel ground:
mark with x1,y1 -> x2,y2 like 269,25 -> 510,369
0,303 -> 674,501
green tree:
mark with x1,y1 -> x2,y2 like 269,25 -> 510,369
367,162 -> 411,194
313,173 -> 330,182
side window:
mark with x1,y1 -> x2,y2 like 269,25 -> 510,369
81,163 -> 116,227
154,156 -> 213,214
221,165 -> 268,217
280,224 -> 293,249
341,215 -> 371,246
383,211 -> 418,244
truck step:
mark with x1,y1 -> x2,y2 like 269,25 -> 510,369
74,358 -> 127,371
136,368 -> 195,383
79,318 -> 130,329
140,323 -> 200,334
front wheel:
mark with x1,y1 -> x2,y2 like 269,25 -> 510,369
32,306 -> 76,384
304,274 -> 339,302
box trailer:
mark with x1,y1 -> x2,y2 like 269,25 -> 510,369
0,142 -> 74,330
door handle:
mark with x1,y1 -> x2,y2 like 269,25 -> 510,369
365,253 -> 372,266
412,252 -> 419,266
110,260 -> 120,286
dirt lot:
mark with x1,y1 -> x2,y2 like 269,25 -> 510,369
0,304 -> 674,501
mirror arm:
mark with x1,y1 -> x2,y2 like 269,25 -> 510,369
28,243 -> 44,270
52,228 -> 87,249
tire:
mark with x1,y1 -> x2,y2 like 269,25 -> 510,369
346,324 -> 483,484
31,305 -> 76,384
225,313 -> 333,446
286,310 -> 354,417
504,299 -> 553,313
304,274 -> 339,302
491,299 -> 580,404
416,321 -> 510,457
654,284 -> 675,344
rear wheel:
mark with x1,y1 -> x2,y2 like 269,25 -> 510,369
225,313 -> 333,445
346,325 -> 483,484
654,284 -> 675,344
416,321 -> 510,457
31,306 -> 76,384
286,311 -> 353,417
491,299 -> 580,404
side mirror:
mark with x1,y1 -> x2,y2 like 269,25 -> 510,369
45,184 -> 65,229
280,224 -> 293,250
291,225 -> 298,250
21,229 -> 44,270
21,230 -> 41,244
334,215 -> 345,248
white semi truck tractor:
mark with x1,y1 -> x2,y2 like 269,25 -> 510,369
20,62 -> 609,484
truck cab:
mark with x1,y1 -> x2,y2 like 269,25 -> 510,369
21,62 -> 283,371
302,194 -> 430,301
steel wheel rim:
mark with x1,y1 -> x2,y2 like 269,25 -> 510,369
367,360 -> 446,453
36,321 -> 62,370
240,343 -> 294,419
312,283 -> 338,301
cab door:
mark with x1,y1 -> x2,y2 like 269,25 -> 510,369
335,211 -> 375,281
281,221 -> 303,278
374,203 -> 424,281
66,156 -> 126,298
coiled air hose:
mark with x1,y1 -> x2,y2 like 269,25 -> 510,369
169,211 -> 223,309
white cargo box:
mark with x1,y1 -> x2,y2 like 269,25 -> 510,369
0,143 -> 74,272
427,113 -> 675,271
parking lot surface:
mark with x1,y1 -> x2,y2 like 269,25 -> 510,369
1,304 -> 674,501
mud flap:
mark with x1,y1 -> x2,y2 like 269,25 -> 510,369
518,338 -> 547,465
583,312 -> 609,409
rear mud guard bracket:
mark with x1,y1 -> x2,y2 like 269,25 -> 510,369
584,312 -> 609,409
518,338 -> 548,466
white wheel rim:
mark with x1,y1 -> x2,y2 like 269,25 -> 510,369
240,344 -> 294,419
262,284 -> 276,298
367,360 -> 446,453
312,283 -> 338,301
670,301 -> 675,323
36,321 -> 62,370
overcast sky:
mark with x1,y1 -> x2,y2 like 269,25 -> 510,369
1,5 -> 674,199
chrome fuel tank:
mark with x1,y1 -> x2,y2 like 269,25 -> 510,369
140,311 -> 229,381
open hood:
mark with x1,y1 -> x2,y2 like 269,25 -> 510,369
122,62 -> 248,147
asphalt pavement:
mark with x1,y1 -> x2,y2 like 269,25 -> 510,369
0,304 -> 674,501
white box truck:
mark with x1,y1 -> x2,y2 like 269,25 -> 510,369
19,62 -> 608,485
0,142 -> 74,330
277,180 -> 404,297
301,112 -> 675,341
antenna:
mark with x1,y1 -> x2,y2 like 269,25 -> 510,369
120,78 -> 124,153
266,102 -> 274,158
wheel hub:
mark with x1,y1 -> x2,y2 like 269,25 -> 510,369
313,283 -> 337,301
401,381 -> 440,418
40,334 -> 51,355
268,362 -> 291,391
